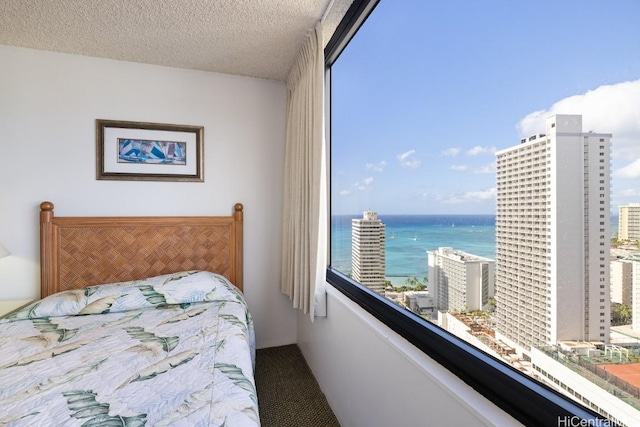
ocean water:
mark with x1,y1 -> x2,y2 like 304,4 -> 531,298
331,214 -> 496,282
331,214 -> 619,283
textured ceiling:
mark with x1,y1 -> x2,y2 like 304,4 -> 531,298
0,0 -> 352,81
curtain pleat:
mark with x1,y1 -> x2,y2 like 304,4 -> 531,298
281,22 -> 327,319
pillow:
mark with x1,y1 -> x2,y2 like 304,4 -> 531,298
6,271 -> 241,320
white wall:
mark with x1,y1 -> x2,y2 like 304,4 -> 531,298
297,286 -> 522,427
549,115 -> 588,343
0,45 -> 296,349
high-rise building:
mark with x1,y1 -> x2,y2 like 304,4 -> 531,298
427,247 -> 495,312
631,258 -> 640,331
619,203 -> 640,243
495,114 -> 611,350
351,211 -> 386,295
610,259 -> 633,305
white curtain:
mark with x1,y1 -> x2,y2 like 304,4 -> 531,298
281,22 -> 327,319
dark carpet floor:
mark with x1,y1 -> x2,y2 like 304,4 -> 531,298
255,344 -> 341,427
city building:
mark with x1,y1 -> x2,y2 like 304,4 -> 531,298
495,114 -> 611,350
619,203 -> 640,243
611,259 -> 633,305
427,247 -> 495,312
351,211 -> 386,295
530,346 -> 639,427
403,291 -> 436,317
633,259 -> 640,331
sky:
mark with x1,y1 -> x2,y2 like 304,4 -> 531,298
331,0 -> 640,215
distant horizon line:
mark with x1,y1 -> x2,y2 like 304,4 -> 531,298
332,213 -> 620,218
331,211 -> 619,218
333,213 -> 495,216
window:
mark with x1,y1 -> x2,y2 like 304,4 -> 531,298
327,1 -> 637,425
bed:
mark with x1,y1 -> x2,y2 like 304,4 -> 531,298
0,202 -> 259,426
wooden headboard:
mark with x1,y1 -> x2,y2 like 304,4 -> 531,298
39,202 -> 243,298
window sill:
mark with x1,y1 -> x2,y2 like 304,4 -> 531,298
326,268 -> 605,426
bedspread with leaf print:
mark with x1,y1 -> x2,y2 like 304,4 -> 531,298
0,271 -> 258,427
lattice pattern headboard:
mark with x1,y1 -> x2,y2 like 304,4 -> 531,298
39,202 -> 243,297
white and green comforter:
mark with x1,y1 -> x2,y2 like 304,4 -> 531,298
0,271 -> 258,426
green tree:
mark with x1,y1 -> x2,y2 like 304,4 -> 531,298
611,233 -> 621,248
487,297 -> 496,312
619,304 -> 632,324
403,276 -> 428,291
611,303 -> 632,326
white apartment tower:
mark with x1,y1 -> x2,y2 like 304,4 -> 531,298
619,203 -> 640,242
495,114 -> 611,350
352,211 -> 386,295
610,260 -> 633,305
633,260 -> 640,331
427,247 -> 495,312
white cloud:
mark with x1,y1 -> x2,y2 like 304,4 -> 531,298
466,146 -> 496,156
366,161 -> 387,172
473,162 -> 496,174
449,162 -> 495,174
517,79 -> 640,160
438,188 -> 496,204
397,150 -> 422,169
465,188 -> 496,201
404,160 -> 422,168
354,177 -> 374,191
436,194 -> 462,204
615,158 -> 640,179
339,190 -> 351,196
397,150 -> 415,161
441,147 -> 460,157
617,188 -> 640,197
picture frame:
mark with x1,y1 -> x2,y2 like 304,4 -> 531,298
96,119 -> 204,182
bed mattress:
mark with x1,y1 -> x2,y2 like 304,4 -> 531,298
0,271 -> 258,426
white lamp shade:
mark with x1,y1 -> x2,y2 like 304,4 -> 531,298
0,242 -> 10,258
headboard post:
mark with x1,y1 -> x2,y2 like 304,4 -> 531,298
234,203 -> 244,290
40,202 -> 56,298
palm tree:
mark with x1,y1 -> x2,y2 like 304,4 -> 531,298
403,276 -> 428,291
611,233 -> 621,248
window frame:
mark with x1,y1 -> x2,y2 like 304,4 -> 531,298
324,1 -> 608,425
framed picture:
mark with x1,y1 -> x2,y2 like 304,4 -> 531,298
96,119 -> 204,182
